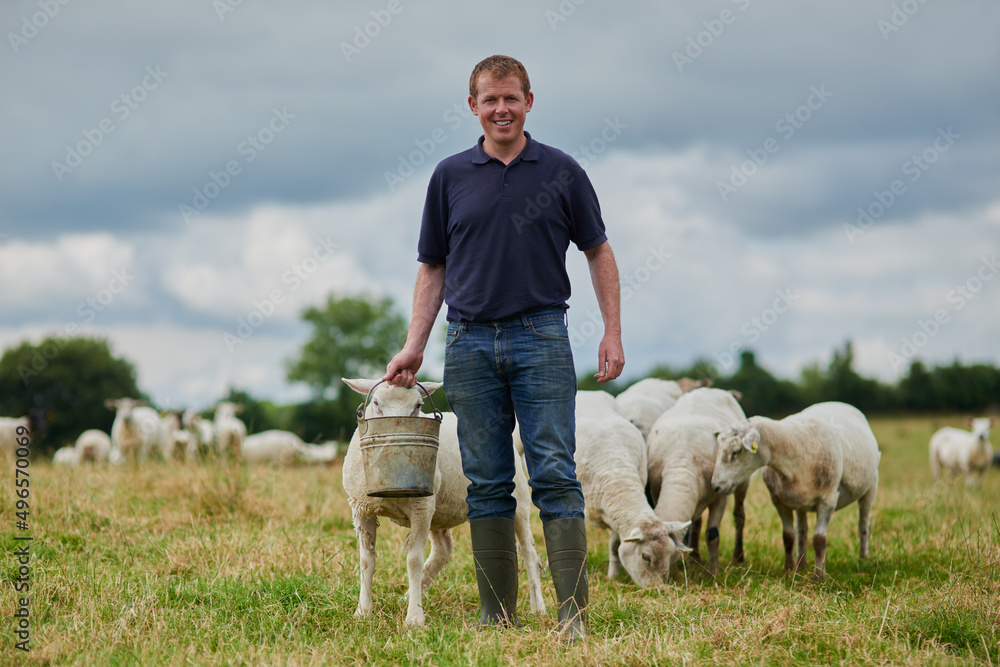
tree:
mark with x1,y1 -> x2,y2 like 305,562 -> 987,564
0,336 -> 142,453
286,294 -> 408,441
720,351 -> 802,418
287,294 -> 407,399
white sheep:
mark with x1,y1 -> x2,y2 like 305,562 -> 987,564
242,429 -> 339,466
52,446 -> 80,466
574,390 -> 692,587
105,398 -> 161,463
75,429 -> 112,464
214,401 -> 247,461
930,418 -> 994,486
712,401 -> 880,580
182,410 -> 216,458
646,388 -> 750,575
156,411 -> 196,461
614,379 -> 684,438
0,416 -> 30,462
342,378 -> 545,628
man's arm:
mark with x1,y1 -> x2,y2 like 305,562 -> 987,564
384,263 -> 446,387
584,241 -> 625,383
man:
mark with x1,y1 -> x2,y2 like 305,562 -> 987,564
384,55 -> 624,639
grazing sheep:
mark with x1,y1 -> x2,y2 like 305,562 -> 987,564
614,379 -> 684,439
105,398 -> 161,463
52,446 -> 80,466
930,418 -> 994,485
75,429 -> 112,464
342,378 -> 545,628
0,416 -> 30,462
646,388 -> 750,574
712,402 -> 880,580
242,429 -> 339,465
183,410 -> 216,458
214,402 -> 247,461
574,391 -> 691,587
156,411 -> 196,461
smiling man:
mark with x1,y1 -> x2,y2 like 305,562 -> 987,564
385,55 -> 624,640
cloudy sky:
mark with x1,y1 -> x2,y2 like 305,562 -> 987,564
2,0 -> 998,411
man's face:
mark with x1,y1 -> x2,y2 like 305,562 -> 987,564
469,74 -> 533,151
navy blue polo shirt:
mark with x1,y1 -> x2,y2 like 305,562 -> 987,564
418,133 -> 607,322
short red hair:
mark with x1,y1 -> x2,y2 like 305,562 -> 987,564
469,55 -> 531,100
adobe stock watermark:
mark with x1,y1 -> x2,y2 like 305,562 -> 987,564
672,0 -> 751,73
887,254 -> 998,373
569,245 -> 672,349
385,99 -> 475,192
712,288 -> 799,372
51,65 -> 170,183
223,235 -> 339,351
8,0 -> 72,54
570,116 -> 628,169
179,107 -> 295,224
340,0 -> 414,63
717,84 -> 833,202
545,0 -> 589,31
213,0 -> 246,21
17,267 -> 135,384
877,0 -> 932,41
843,126 -> 959,244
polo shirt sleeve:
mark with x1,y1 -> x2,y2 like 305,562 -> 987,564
417,165 -> 448,265
566,161 -> 608,252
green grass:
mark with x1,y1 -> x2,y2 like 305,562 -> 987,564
1,415 -> 998,665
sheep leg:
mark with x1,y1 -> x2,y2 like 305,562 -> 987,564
705,496 -> 728,575
812,504 -> 835,582
514,512 -> 547,614
857,483 -> 877,560
795,509 -> 809,572
608,530 -> 622,579
403,516 -> 432,627
775,504 -> 796,573
353,510 -> 377,619
422,529 -> 453,593
686,515 -> 703,564
731,479 -> 749,564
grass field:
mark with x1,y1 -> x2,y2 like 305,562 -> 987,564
2,415 -> 998,666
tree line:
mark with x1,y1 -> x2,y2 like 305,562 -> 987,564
2,295 -> 997,454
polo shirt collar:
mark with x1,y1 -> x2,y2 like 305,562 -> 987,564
472,132 -> 540,164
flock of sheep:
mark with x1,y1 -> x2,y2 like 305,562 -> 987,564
0,377 -> 994,629
339,377 -> 995,627
0,398 -> 336,467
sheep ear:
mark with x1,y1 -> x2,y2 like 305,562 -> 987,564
663,520 -> 691,535
417,381 -> 443,399
342,378 -> 380,396
743,433 -> 759,454
622,527 -> 644,543
104,399 -> 118,410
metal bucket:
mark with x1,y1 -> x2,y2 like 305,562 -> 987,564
356,381 -> 443,498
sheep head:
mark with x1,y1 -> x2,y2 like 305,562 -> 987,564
712,421 -> 765,495
343,378 -> 443,419
618,520 -> 692,587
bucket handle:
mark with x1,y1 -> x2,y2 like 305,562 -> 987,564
356,379 -> 444,425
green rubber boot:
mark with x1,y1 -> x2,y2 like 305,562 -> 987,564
543,517 -> 589,641
469,518 -> 521,628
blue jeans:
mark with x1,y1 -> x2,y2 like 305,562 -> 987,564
443,308 -> 584,523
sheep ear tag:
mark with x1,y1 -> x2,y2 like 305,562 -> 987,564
751,439 -> 758,454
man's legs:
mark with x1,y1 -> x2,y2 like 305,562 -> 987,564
509,310 -> 589,639
444,321 -> 520,626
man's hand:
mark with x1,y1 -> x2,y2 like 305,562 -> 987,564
594,332 -> 625,383
383,346 -> 423,387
